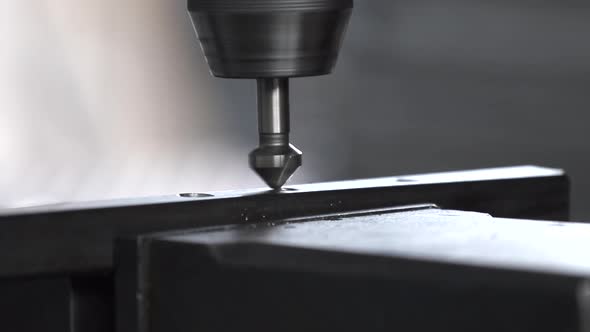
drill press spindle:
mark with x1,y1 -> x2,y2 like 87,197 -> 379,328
188,0 -> 353,188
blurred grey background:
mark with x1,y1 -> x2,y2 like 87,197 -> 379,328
1,0 -> 589,219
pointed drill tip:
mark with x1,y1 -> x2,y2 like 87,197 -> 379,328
256,168 -> 293,189
249,144 -> 302,190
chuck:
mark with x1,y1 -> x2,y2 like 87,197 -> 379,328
188,0 -> 353,188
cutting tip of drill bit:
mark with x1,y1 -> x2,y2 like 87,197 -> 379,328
249,143 -> 302,190
256,169 -> 293,189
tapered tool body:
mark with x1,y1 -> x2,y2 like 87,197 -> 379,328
250,78 -> 302,189
188,0 -> 353,188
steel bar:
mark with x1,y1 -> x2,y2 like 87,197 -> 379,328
0,165 -> 568,277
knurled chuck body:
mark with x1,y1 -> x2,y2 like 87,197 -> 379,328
188,0 -> 353,78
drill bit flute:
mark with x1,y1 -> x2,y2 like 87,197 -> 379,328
188,0 -> 353,189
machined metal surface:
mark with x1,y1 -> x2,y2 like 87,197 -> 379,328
0,166 -> 568,277
257,78 -> 290,135
0,165 -> 572,332
159,207 -> 590,277
122,206 -> 588,332
250,78 -> 302,188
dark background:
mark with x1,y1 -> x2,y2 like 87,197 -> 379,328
2,0 -> 589,219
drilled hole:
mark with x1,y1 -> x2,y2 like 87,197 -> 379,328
178,193 -> 214,198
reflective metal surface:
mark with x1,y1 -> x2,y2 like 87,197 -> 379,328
257,78 -> 289,135
140,207 -> 585,332
0,165 -> 568,277
249,78 -> 302,189
188,0 -> 352,78
188,0 -> 352,188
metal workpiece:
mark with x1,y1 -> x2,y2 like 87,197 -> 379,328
0,165 -> 568,277
250,78 -> 302,189
138,207 -> 587,332
188,0 -> 353,78
0,165 -> 573,331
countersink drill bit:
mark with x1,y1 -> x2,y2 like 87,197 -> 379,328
249,78 -> 302,189
187,0 -> 352,189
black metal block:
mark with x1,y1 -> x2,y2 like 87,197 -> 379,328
132,207 -> 589,332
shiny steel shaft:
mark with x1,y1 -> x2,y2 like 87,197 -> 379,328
257,78 -> 290,146
249,78 -> 302,189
